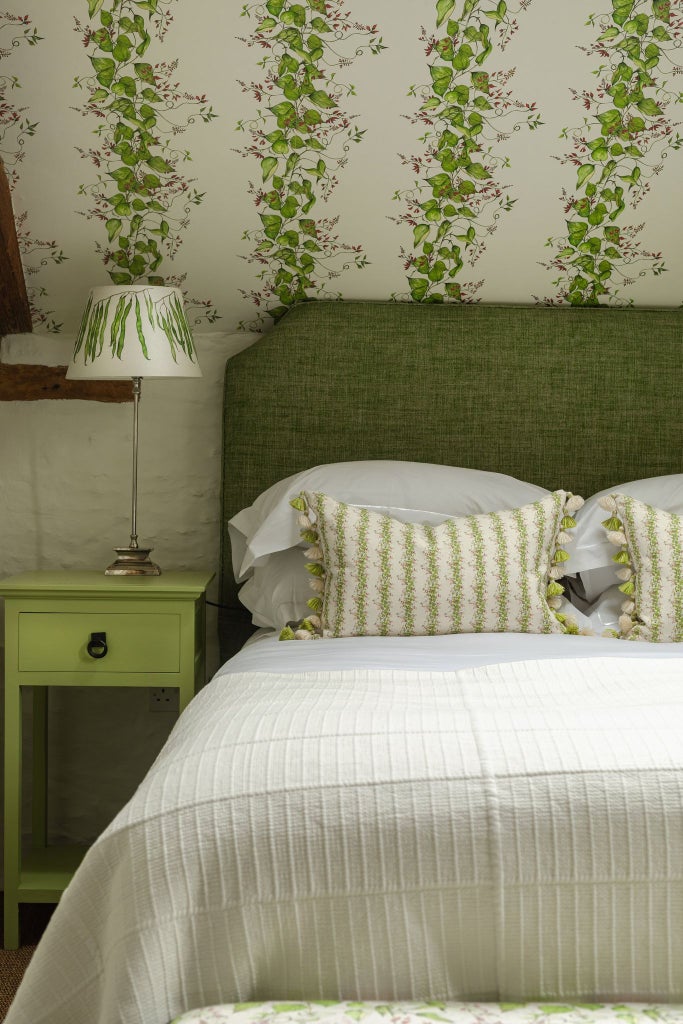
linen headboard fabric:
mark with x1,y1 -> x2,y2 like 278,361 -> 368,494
220,300 -> 682,656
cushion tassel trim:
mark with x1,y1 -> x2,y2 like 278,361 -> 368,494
280,493 -> 325,640
599,495 -> 639,640
546,493 -> 584,633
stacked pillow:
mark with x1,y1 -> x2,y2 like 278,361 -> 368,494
568,476 -> 683,642
231,462 -> 683,644
230,461 -> 586,638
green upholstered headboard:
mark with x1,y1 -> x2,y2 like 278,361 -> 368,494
220,300 -> 682,656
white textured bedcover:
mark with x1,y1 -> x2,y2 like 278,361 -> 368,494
6,646 -> 683,1024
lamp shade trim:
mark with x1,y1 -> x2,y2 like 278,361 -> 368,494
68,285 -> 201,380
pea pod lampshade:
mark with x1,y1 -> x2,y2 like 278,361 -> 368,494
67,284 -> 201,380
67,285 -> 201,575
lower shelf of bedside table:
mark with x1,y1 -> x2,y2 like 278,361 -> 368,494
18,846 -> 89,902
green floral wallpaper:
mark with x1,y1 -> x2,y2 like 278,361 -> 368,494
3,0 -> 682,334
74,0 -> 219,323
541,0 -> 682,304
1,12 -> 65,331
235,1 -> 385,327
393,0 -> 541,304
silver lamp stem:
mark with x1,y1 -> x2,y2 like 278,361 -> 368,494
130,376 -> 141,549
104,374 -> 160,575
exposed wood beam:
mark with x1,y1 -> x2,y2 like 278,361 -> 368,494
0,364 -> 133,402
0,158 -> 128,401
0,157 -> 32,335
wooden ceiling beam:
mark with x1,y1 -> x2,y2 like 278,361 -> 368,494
0,157 -> 32,336
0,364 -> 133,402
0,159 -> 131,401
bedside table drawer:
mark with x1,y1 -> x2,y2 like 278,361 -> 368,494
18,613 -> 181,673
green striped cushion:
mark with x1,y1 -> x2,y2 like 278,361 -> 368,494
282,490 -> 583,639
600,493 -> 683,642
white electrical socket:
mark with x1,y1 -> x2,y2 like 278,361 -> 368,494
149,687 -> 179,712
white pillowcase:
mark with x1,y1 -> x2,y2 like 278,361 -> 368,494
569,475 -> 683,602
238,548 -> 311,629
229,461 -> 551,581
584,585 -> 624,634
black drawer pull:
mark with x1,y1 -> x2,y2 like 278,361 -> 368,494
87,632 -> 108,659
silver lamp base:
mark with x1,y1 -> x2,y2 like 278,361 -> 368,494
105,546 -> 161,576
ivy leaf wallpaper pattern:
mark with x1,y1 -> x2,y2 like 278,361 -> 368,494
3,0 -> 682,335
73,0 -> 220,324
392,0 -> 542,304
1,12 -> 66,332
540,0 -> 683,305
235,0 -> 386,329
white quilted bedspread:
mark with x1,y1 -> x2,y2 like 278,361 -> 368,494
7,656 -> 683,1024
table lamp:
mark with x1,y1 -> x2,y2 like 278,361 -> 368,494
67,284 -> 201,575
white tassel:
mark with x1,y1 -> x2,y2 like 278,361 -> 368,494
305,546 -> 323,560
294,629 -> 313,640
548,596 -> 563,610
598,495 -> 618,512
548,565 -> 565,580
297,514 -> 312,529
606,530 -> 627,546
307,615 -> 321,629
556,531 -> 572,546
621,599 -> 636,615
615,567 -> 632,581
579,626 -> 595,637
565,494 -> 585,514
619,613 -> 634,634
309,578 -> 324,593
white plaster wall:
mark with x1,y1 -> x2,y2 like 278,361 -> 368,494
0,330 -> 258,855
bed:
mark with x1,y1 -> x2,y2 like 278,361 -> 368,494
5,301 -> 683,1024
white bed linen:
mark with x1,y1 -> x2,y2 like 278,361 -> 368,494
7,636 -> 683,1024
231,629 -> 683,671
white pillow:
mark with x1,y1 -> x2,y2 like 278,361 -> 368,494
229,461 -> 550,580
238,548 -> 311,629
569,475 -> 683,602
584,585 -> 624,634
238,502 -> 593,634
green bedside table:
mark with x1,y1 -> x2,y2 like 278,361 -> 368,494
1,569 -> 214,950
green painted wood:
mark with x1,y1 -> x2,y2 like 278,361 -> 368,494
0,570 -> 214,598
1,570 -> 213,948
3,659 -> 21,949
19,612 -> 181,673
19,847 -> 88,900
32,689 -> 47,849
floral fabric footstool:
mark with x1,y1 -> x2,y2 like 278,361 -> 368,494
170,1000 -> 683,1024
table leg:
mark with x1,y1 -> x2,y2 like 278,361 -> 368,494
4,680 -> 21,949
32,687 -> 48,849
